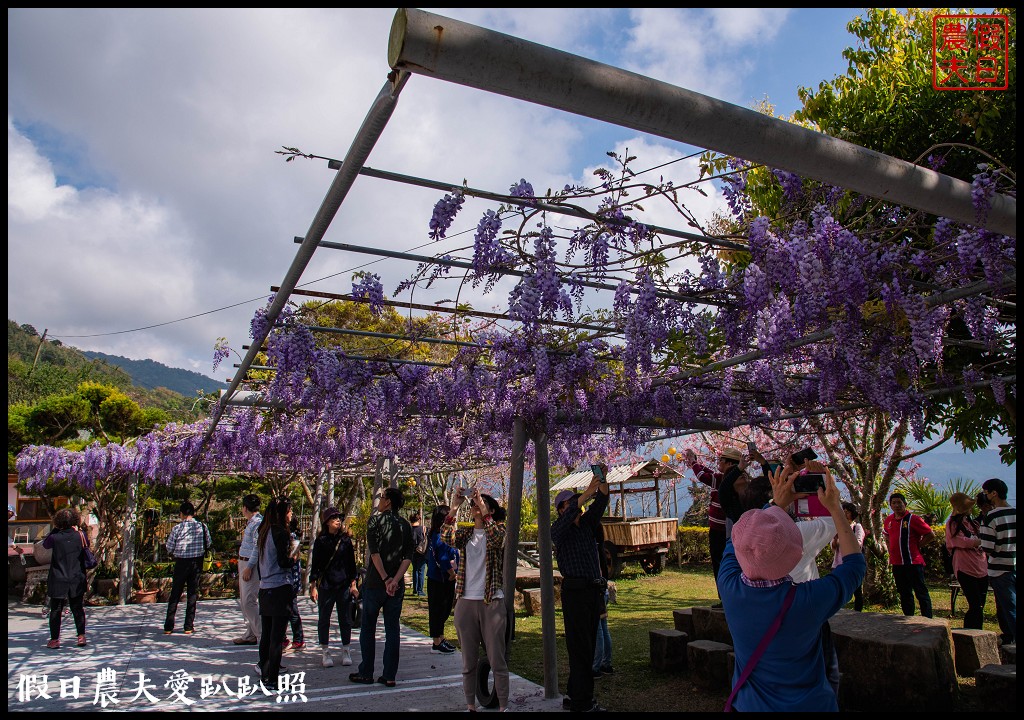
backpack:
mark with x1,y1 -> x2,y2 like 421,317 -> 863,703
415,527 -> 428,556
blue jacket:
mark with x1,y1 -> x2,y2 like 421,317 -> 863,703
719,540 -> 865,712
426,530 -> 459,582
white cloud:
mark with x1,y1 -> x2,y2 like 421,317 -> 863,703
621,8 -> 791,103
7,7 -> 810,378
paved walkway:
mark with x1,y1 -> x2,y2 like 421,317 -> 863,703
7,597 -> 564,712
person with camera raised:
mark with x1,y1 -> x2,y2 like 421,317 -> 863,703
719,462 -> 865,711
442,487 -> 509,712
552,463 -> 610,713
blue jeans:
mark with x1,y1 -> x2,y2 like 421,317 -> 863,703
989,571 -> 1016,644
358,585 -> 404,681
412,560 -> 426,596
593,616 -> 612,671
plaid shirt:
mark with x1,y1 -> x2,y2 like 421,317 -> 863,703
166,518 -> 211,559
552,490 -> 608,580
442,518 -> 506,604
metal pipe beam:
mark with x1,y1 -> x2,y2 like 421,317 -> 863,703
300,237 -> 729,306
389,8 -> 1015,237
532,423 -> 560,699
201,71 -> 410,448
502,418 -> 528,642
356,164 -> 747,251
279,286 -> 618,335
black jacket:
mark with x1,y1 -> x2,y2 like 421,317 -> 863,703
309,532 -> 357,589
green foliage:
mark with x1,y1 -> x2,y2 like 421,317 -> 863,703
795,7 -> 1016,181
893,478 -> 953,523
8,319 -> 209,423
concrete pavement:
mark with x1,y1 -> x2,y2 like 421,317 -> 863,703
7,596 -> 564,712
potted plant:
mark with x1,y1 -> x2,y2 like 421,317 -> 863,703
131,563 -> 161,603
93,564 -> 120,596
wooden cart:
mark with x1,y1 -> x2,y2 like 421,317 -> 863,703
550,459 -> 682,579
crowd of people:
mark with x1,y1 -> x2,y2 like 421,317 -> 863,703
24,459 -> 1014,712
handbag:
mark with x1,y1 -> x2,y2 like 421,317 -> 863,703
79,531 -> 99,570
201,522 -> 213,571
723,583 -> 797,712
316,535 -> 346,590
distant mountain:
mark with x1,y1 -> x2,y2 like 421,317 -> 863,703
81,350 -> 225,396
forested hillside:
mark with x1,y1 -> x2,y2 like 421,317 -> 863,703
8,320 -> 213,419
81,350 -> 225,396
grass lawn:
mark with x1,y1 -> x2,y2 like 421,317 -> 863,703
400,564 -> 1002,712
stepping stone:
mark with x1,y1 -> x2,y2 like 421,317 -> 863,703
686,639 -> 732,690
673,608 -> 694,637
691,606 -> 732,644
649,628 -> 688,672
974,664 -> 1016,711
951,629 -> 1000,677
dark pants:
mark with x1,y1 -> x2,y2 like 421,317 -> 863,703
956,571 -> 989,630
561,581 -> 602,712
851,583 -> 864,611
359,585 -> 404,681
258,584 -> 295,686
892,564 -> 932,617
427,577 -> 456,638
164,557 -> 202,632
317,585 -> 353,646
49,594 -> 86,639
821,621 -> 840,698
989,571 -> 1016,644
288,593 -> 304,643
709,527 -> 726,581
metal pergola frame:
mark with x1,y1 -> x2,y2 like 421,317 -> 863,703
208,8 -> 1016,698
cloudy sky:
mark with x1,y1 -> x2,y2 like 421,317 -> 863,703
8,8 -> 862,380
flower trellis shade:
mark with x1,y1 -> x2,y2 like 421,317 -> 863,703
17,11 -> 1015,491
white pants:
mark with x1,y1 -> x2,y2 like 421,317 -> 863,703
239,567 -> 261,640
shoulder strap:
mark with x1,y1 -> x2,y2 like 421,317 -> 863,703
724,583 -> 797,712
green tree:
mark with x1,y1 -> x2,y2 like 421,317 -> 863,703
793,7 -> 1017,463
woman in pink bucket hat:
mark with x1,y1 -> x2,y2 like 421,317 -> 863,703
718,464 -> 865,712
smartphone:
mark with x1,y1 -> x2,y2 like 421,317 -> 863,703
747,441 -> 757,454
591,464 -> 605,481
793,473 -> 825,494
794,495 -> 831,518
791,447 -> 818,466
460,486 -> 475,498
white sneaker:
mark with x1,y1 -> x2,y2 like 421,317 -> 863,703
341,646 -> 352,666
321,648 -> 334,668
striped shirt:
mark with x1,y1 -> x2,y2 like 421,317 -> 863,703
979,506 -> 1016,576
689,462 -> 726,530
166,518 -> 211,559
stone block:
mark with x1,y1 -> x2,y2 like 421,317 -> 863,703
829,611 -> 957,712
691,606 -> 732,644
649,628 -> 688,671
951,629 -> 1001,677
686,639 -> 732,690
673,608 -> 695,637
974,664 -> 1016,711
521,588 -> 542,616
999,643 -> 1016,665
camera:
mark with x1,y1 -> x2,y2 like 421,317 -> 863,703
793,473 -> 825,494
790,447 -> 818,466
